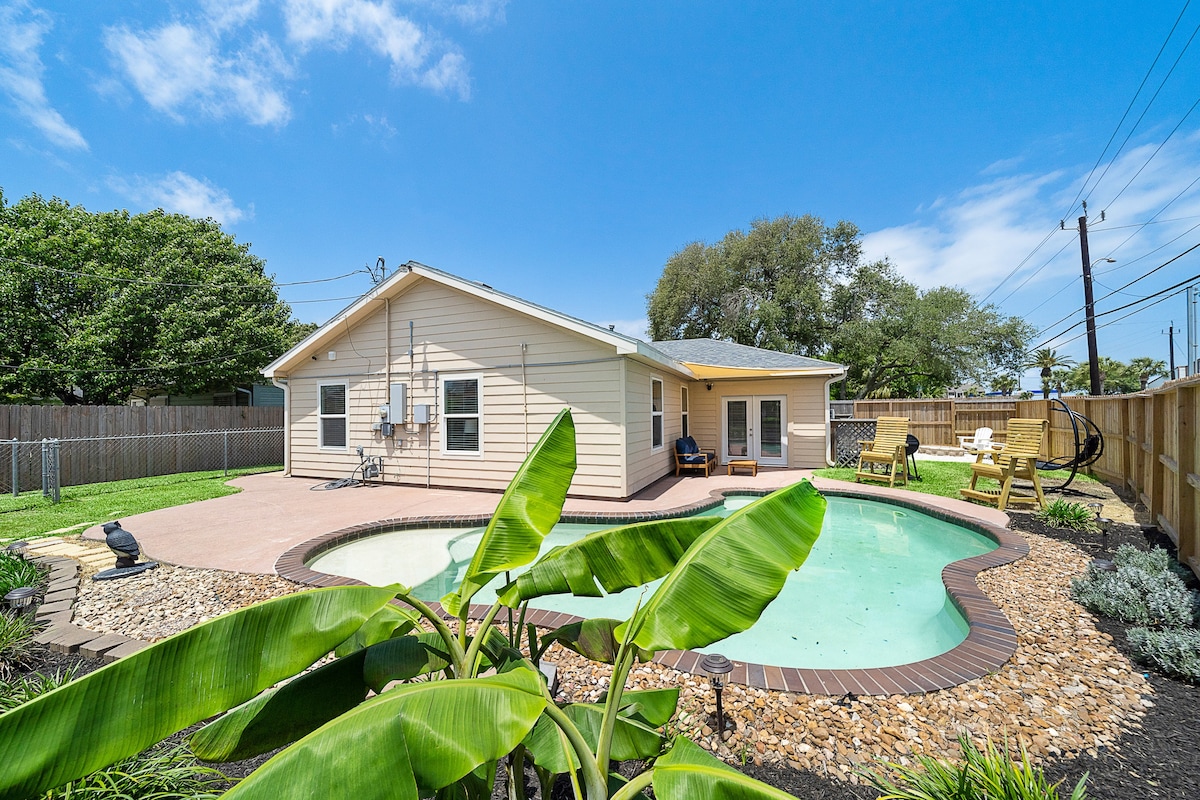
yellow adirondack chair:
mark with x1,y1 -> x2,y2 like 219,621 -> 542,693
960,418 -> 1049,511
855,417 -> 910,487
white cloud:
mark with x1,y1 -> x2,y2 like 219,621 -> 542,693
407,0 -> 508,27
0,2 -> 88,150
104,19 -> 292,126
282,0 -> 472,99
111,171 -> 248,225
862,132 -> 1200,307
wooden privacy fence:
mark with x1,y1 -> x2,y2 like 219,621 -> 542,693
833,382 -> 1200,578
2,405 -> 284,494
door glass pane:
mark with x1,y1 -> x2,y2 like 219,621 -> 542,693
760,399 -> 782,458
726,401 -> 748,458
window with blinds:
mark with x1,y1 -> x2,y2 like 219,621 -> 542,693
443,376 -> 481,454
318,383 -> 348,449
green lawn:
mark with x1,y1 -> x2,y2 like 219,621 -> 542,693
813,459 -> 1096,500
0,467 -> 281,542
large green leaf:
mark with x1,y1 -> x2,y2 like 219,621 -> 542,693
651,737 -> 800,799
0,585 -> 397,800
443,408 -> 577,616
522,688 -> 679,773
498,517 -> 721,605
362,631 -> 455,690
222,670 -> 548,800
333,601 -> 421,657
537,618 -> 653,664
618,482 -> 825,653
190,648 -> 372,762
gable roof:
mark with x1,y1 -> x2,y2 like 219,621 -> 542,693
263,261 -> 687,378
263,262 -> 845,382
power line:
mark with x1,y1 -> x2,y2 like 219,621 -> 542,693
992,238 -> 1076,307
0,344 -> 278,375
0,254 -> 369,288
1062,0 -> 1194,219
1098,94 -> 1200,216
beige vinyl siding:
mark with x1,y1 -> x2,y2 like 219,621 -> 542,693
284,278 -> 629,497
623,361 -> 690,495
686,377 -> 830,468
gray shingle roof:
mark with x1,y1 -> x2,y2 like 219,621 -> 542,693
649,339 -> 843,371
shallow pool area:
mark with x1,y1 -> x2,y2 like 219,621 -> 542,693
307,494 -> 999,670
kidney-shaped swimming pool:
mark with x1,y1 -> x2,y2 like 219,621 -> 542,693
307,494 -> 1001,671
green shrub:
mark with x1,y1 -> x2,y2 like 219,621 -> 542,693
0,613 -> 41,680
0,666 -> 79,712
862,733 -> 1088,799
39,741 -> 229,800
0,551 -> 44,597
1035,500 -> 1098,532
1127,627 -> 1200,681
1070,545 -> 1200,628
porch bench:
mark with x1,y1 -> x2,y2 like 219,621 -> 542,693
674,436 -> 716,477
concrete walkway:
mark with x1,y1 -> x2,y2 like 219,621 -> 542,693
81,469 -> 1010,575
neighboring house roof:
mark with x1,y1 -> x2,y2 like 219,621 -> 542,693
651,339 -> 842,372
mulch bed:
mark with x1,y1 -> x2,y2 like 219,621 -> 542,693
8,506 -> 1198,800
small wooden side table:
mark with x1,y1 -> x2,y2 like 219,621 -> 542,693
727,459 -> 758,476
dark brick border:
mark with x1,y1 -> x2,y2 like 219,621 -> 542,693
275,487 -> 1028,696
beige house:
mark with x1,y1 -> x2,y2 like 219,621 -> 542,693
263,262 -> 845,499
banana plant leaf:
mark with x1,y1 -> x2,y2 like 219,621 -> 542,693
537,618 -> 653,664
442,408 -> 577,616
650,737 -> 801,799
618,481 -> 825,653
334,601 -> 421,657
221,670 -> 548,800
0,585 -> 397,800
497,517 -> 721,605
190,648 -> 372,762
362,631 -> 455,690
522,688 -> 679,773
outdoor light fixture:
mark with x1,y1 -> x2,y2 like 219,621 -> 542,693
5,540 -> 28,560
4,586 -> 39,614
700,652 -> 734,737
705,382 -> 713,391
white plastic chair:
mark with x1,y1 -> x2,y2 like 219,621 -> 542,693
959,427 -> 997,454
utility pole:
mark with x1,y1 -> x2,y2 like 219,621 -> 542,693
1189,284 -> 1198,376
1167,323 -> 1176,376
1077,208 -> 1102,395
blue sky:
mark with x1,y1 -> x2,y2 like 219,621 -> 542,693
3,0 -> 1199,390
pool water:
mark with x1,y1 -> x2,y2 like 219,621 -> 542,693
307,495 -> 998,670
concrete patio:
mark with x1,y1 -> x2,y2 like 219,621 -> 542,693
81,468 -> 1009,574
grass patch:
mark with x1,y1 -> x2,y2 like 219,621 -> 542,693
0,466 -> 280,541
813,460 -> 1096,501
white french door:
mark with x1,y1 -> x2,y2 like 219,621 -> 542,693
722,396 -> 787,466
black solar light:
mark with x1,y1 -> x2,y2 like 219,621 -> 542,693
1086,502 -> 1116,569
4,540 -> 28,560
700,652 -> 734,738
4,586 -> 39,614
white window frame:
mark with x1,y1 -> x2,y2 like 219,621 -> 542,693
441,374 -> 483,456
650,376 -> 664,452
680,386 -> 690,440
318,381 -> 349,451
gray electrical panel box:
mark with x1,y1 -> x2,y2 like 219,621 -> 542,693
414,404 -> 431,425
390,382 -> 408,423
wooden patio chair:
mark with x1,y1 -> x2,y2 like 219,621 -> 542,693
674,436 -> 716,477
855,417 -> 910,487
960,417 -> 1048,511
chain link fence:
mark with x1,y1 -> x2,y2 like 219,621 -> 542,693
4,428 -> 283,499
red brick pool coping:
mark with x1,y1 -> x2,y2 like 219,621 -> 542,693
275,487 -> 1028,696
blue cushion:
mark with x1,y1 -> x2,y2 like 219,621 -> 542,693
676,437 -> 699,455
682,454 -> 709,464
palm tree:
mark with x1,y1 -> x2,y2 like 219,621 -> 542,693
1128,357 -> 1168,390
1025,349 -> 1075,399
991,375 -> 1019,396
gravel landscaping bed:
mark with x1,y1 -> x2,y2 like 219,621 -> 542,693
13,488 -> 1198,799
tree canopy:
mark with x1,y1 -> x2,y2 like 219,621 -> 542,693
0,190 -> 314,405
646,215 -> 1034,398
